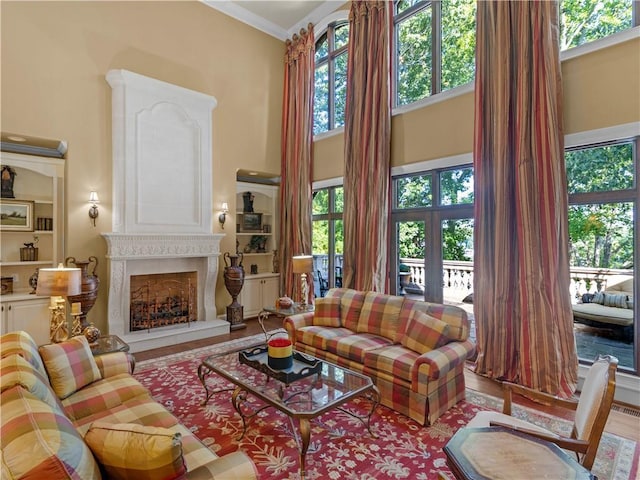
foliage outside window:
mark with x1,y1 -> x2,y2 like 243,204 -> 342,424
393,0 -> 633,108
314,22 -> 349,135
312,187 -> 344,290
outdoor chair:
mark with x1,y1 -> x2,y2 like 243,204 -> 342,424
467,354 -> 618,470
317,269 -> 329,297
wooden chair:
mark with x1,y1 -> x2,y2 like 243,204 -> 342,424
467,355 -> 618,470
316,269 -> 329,297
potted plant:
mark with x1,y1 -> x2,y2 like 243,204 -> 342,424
399,263 -> 411,293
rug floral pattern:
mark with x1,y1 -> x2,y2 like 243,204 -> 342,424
135,336 -> 637,480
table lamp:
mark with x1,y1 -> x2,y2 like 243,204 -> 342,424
36,263 -> 81,343
292,255 -> 313,308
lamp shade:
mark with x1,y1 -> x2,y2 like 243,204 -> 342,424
36,265 -> 82,297
292,255 -> 313,274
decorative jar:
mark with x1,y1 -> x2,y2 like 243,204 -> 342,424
267,338 -> 293,370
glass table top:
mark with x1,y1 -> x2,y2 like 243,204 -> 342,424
201,347 -> 373,416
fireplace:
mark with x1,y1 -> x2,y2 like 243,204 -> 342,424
103,70 -> 227,352
130,272 -> 197,331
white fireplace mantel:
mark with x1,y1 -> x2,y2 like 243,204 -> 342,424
103,70 -> 227,352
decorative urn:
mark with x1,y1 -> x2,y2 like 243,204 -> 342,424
65,256 -> 100,330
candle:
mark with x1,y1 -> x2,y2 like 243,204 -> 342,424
72,302 -> 81,315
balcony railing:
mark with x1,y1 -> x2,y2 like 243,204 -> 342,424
313,254 -> 633,305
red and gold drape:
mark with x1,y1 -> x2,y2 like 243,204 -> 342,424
342,0 -> 392,292
279,25 -> 315,302
473,1 -> 578,396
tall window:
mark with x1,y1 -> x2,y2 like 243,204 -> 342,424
394,0 -> 476,107
392,0 -> 635,108
314,22 -> 349,135
566,139 -> 638,372
312,186 -> 344,295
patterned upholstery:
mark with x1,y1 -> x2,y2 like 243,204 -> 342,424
39,335 -> 102,399
326,288 -> 366,331
356,292 -> 404,341
285,289 -> 476,425
85,422 -> 187,480
401,310 -> 452,354
0,331 -> 258,479
312,296 -> 342,327
1,385 -> 101,479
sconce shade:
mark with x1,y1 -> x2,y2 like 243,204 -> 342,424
221,202 -> 229,212
36,265 -> 82,297
292,255 -> 313,274
88,191 -> 99,204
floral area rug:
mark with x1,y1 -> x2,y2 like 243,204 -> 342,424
134,334 -> 638,480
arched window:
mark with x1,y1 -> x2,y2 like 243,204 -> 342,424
314,21 -> 349,135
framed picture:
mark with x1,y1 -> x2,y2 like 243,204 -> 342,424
242,212 -> 262,231
0,200 -> 34,231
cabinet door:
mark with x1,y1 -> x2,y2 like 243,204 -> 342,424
239,277 -> 263,318
262,276 -> 280,308
5,298 -> 51,346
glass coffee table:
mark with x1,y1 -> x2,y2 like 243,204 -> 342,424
198,345 -> 379,479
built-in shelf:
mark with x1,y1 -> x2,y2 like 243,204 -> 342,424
240,253 -> 274,257
1,260 -> 54,267
237,232 -> 274,236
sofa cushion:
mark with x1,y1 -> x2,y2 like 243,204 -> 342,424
363,345 -> 418,382
312,296 -> 342,327
400,300 -> 469,342
592,291 -> 605,304
0,353 -> 64,413
1,385 -> 101,479
326,288 -> 366,331
603,293 -> 628,309
62,373 -> 153,422
356,292 -> 404,341
72,394 -> 180,436
85,422 -> 187,480
325,333 -> 394,363
401,310 -> 452,354
0,330 -> 49,380
39,335 -> 102,399
572,302 -> 634,327
296,325 -> 354,351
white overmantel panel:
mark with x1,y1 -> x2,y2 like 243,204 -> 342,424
106,69 -> 217,234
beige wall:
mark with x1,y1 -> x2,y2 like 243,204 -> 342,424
314,35 -> 640,180
1,1 -> 285,333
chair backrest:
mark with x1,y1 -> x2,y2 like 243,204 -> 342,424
573,354 -> 618,469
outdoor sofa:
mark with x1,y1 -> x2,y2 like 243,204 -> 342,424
284,288 -> 476,426
572,276 -> 634,342
0,330 -> 256,479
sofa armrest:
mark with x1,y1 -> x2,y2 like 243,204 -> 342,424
413,339 -> 476,384
94,352 -> 135,377
283,312 -> 315,342
186,451 -> 257,479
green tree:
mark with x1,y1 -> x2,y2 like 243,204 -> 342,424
560,0 -> 632,50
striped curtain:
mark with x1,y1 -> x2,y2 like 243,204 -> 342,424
279,25 -> 315,303
342,0 -> 392,292
473,1 -> 578,396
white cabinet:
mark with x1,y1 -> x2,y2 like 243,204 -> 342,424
1,152 -> 65,294
239,273 -> 280,318
1,295 -> 51,345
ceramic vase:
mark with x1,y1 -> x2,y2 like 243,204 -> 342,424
223,252 -> 246,330
65,256 -> 100,330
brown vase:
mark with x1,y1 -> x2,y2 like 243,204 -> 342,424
223,252 -> 246,331
65,256 -> 100,331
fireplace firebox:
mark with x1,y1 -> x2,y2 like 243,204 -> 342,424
130,272 -> 197,331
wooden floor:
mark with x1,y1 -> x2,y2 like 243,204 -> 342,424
135,316 -> 640,443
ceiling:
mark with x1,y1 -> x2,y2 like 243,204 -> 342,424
202,0 -> 345,41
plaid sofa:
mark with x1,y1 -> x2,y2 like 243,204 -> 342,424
1,330 -> 256,479
284,289 -> 476,426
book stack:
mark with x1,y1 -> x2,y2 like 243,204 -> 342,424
36,217 -> 53,231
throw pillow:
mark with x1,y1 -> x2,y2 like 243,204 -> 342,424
592,291 -> 605,305
39,335 -> 102,399
312,297 -> 342,327
401,310 -> 452,355
84,422 -> 187,480
604,293 -> 628,308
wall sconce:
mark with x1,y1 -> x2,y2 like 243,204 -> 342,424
88,191 -> 99,226
218,202 -> 229,229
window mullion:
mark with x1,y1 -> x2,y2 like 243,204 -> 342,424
432,0 -> 441,95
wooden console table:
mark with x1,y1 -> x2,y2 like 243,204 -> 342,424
444,426 -> 595,480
